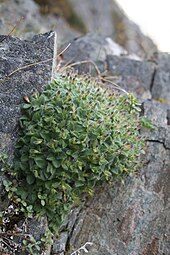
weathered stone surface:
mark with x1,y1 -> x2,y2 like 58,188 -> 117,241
63,34 -> 170,104
0,32 -> 169,255
61,33 -> 155,98
68,0 -> 115,36
54,100 -> 170,255
0,32 -> 55,254
42,0 -> 157,58
151,53 -> 170,104
61,33 -> 121,74
0,0 -> 79,45
1,0 -> 157,58
0,31 -> 55,153
63,34 -> 170,102
106,55 -> 155,98
62,33 -> 129,65
0,0 -> 45,36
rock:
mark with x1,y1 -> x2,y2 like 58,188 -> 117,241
34,0 -> 87,34
0,31 -> 56,254
67,0 -> 157,59
151,53 -> 170,104
68,0 -> 115,36
0,31 -> 169,255
36,0 -> 157,58
63,33 -> 129,60
61,33 -> 155,98
1,0 -> 157,58
106,55 -> 155,98
0,31 -> 55,152
61,33 -> 120,74
0,0 -> 45,36
57,100 -> 170,255
0,0 -> 80,45
63,33 -> 170,101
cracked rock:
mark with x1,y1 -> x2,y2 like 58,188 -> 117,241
0,31 -> 55,255
151,53 -> 170,104
0,32 -> 169,255
61,100 -> 170,255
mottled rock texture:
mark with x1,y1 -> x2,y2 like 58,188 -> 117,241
57,100 -> 170,255
0,32 -> 55,254
0,32 -> 169,255
0,0 -> 80,45
151,53 -> 170,104
53,35 -> 170,255
0,31 -> 55,154
1,0 -> 157,58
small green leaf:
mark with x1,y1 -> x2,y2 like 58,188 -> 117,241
34,157 -> 46,168
22,103 -> 31,109
31,137 -> 43,145
26,174 -> 35,185
47,162 -> 55,175
41,200 -> 45,206
52,159 -> 61,168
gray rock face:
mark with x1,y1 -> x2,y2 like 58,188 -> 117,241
62,34 -> 170,103
69,0 -> 115,37
68,0 -> 157,59
0,0 -> 44,36
61,33 -> 132,63
0,0 -> 80,45
0,32 -> 55,254
53,35 -> 170,255
106,55 -> 155,98
0,32 -> 169,255
61,100 -> 170,255
61,33 -> 119,74
151,53 -> 170,104
0,31 -> 55,153
0,0 -> 157,58
61,34 -> 154,99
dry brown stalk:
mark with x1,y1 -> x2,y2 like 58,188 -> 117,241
0,43 -> 71,83
0,16 -> 24,43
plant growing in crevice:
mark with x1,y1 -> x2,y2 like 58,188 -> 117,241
13,73 -> 148,234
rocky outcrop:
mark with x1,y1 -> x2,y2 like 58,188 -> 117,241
60,33 -> 155,99
0,32 -> 56,254
52,34 -> 170,255
151,53 -> 170,104
0,0 -> 80,46
0,32 -> 169,255
0,31 -> 56,155
67,0 -> 157,59
55,100 -> 170,255
0,0 -> 157,58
